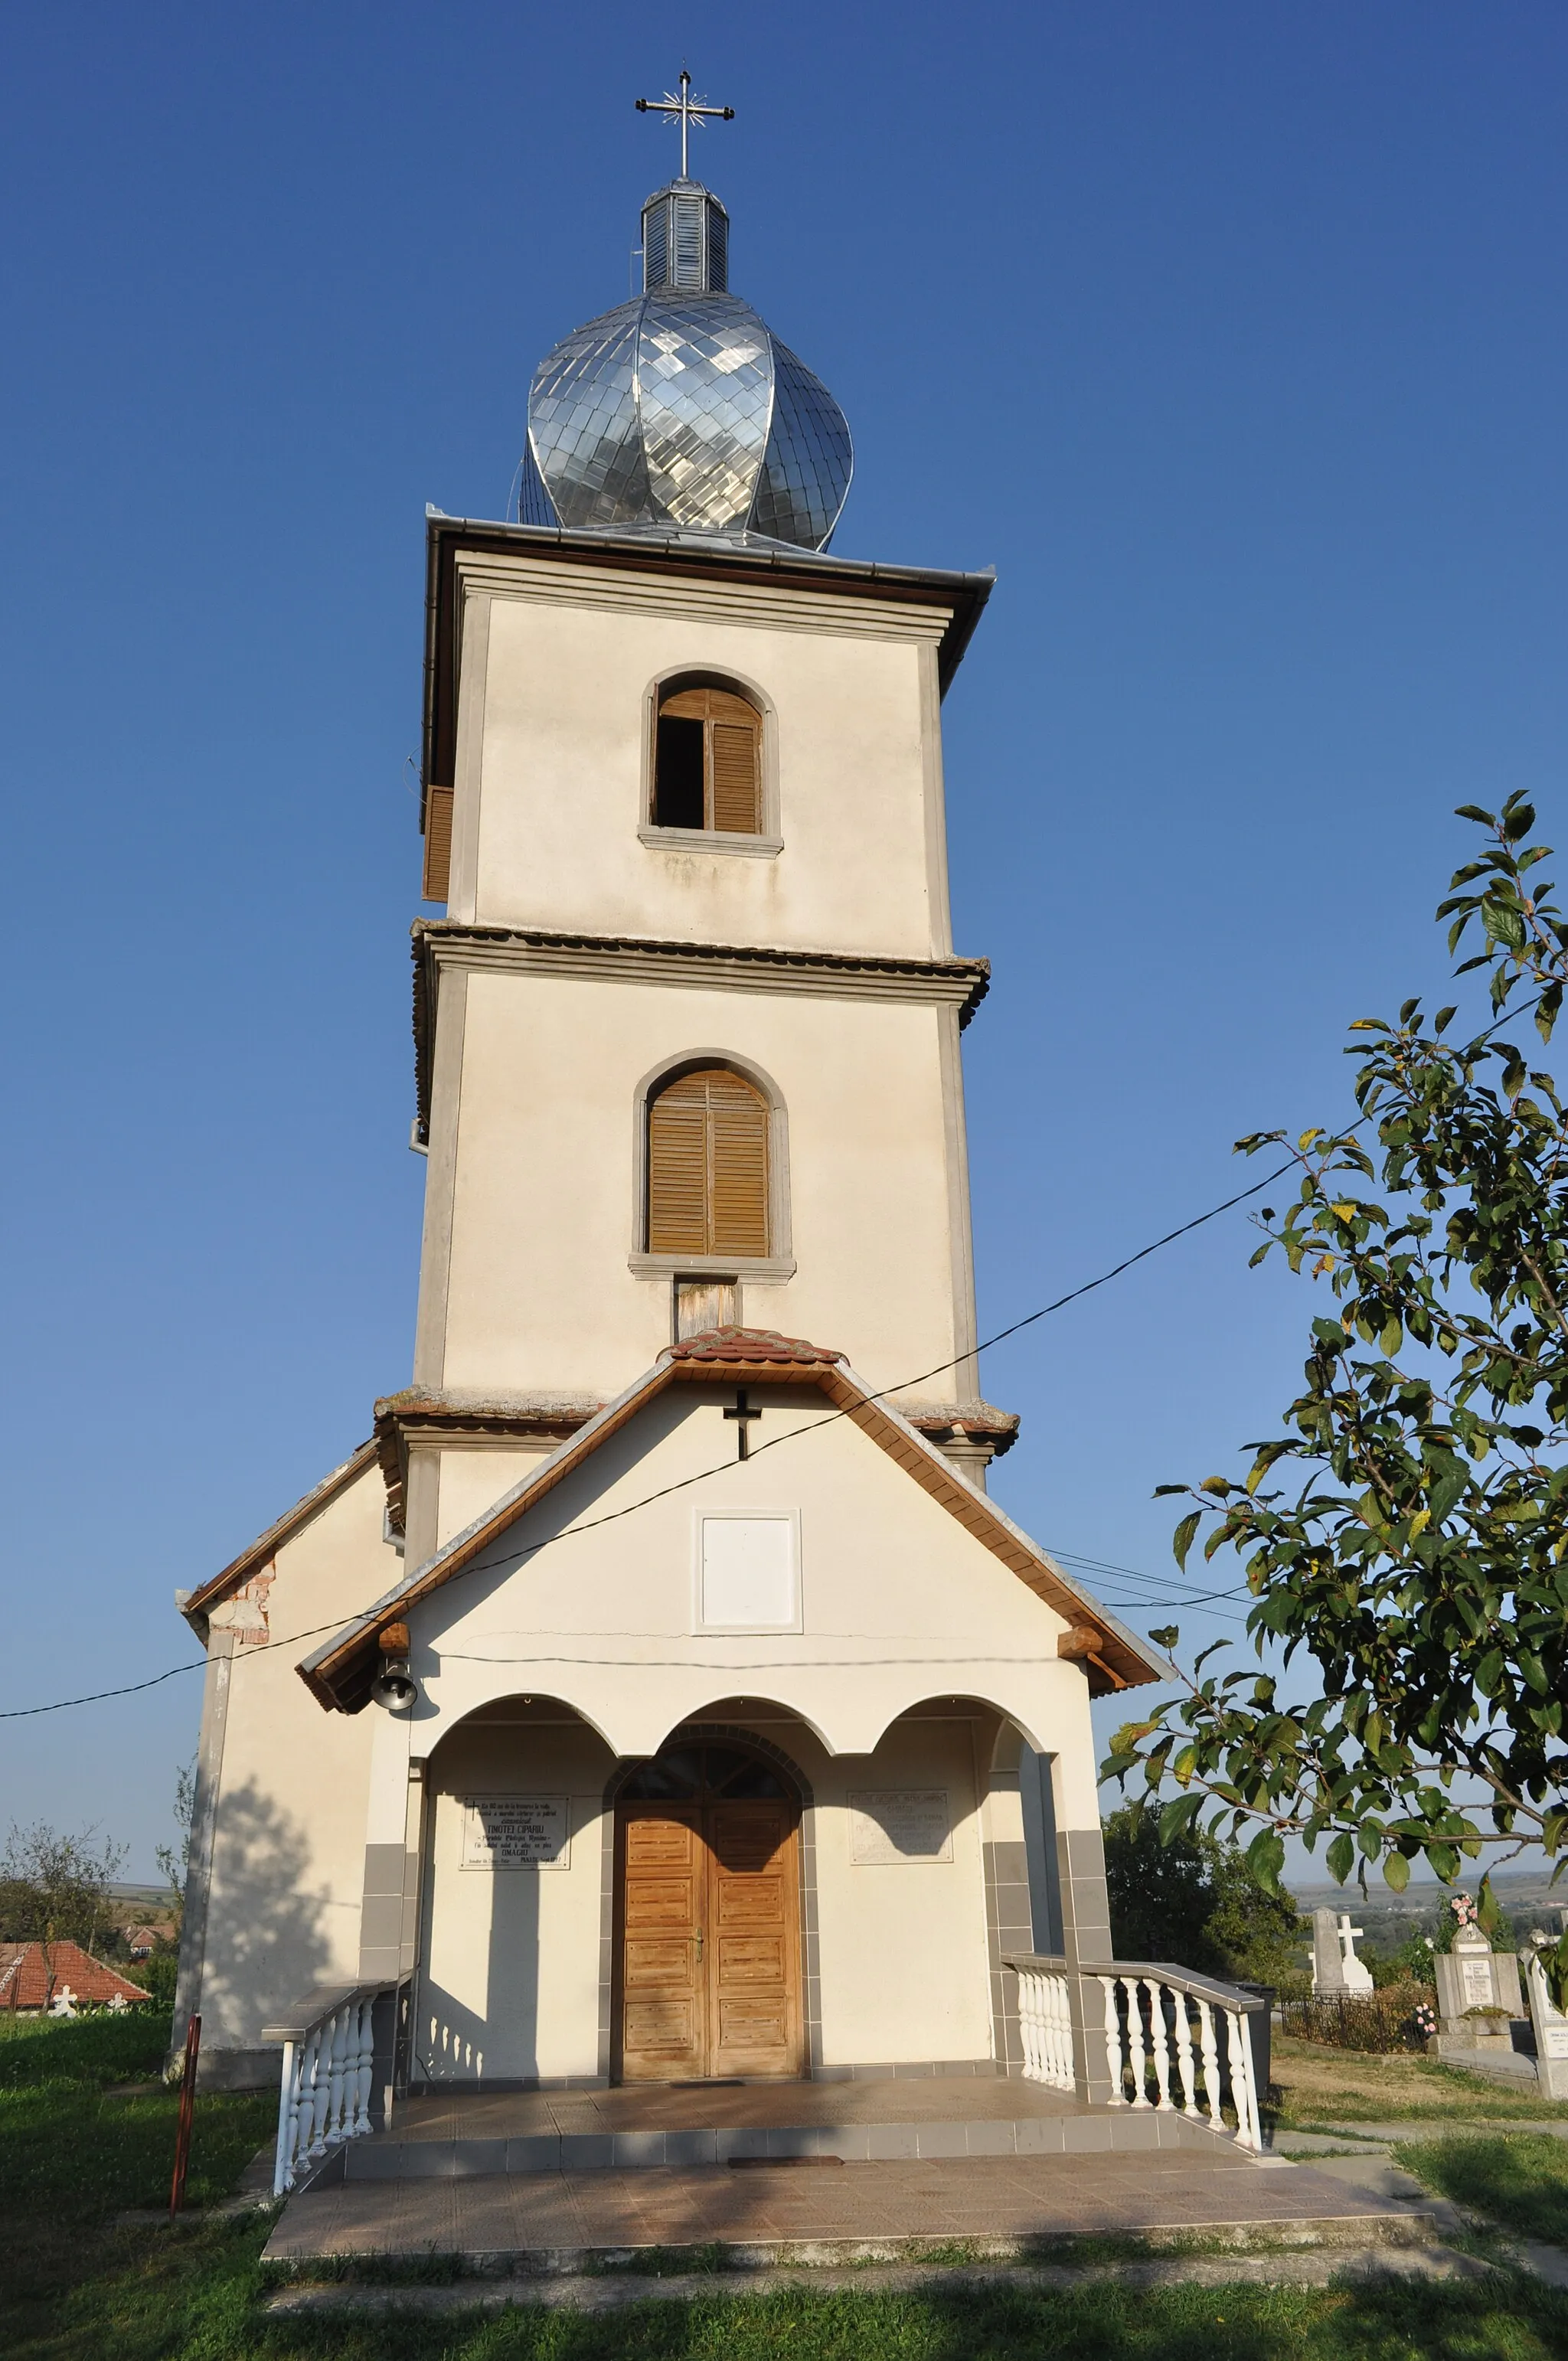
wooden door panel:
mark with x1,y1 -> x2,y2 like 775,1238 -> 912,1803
624,1999 -> 698,2054
626,1879 -> 700,1927
707,1801 -> 802,2079
716,1881 -> 785,1927
626,1819 -> 699,1866
625,1938 -> 693,1983
619,1807 -> 704,2082
716,1934 -> 786,1982
717,1996 -> 789,2047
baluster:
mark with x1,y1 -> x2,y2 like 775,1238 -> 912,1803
334,2001 -> 356,2142
1144,1978 -> 1174,2109
1194,1997 -> 1223,2131
273,2039 -> 299,2196
353,1995 -> 375,2136
1014,1970 -> 1034,2080
305,2021 -> 333,2159
325,2005 -> 351,2145
1171,1990 -> 1198,2115
1223,2007 -> 1262,2150
1047,1974 -> 1073,2089
293,2026 -> 318,2165
1099,1975 -> 1127,2104
1122,1977 -> 1151,2106
1024,1974 -> 1048,2087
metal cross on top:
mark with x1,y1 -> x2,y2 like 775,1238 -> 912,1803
635,68 -> 734,182
724,1389 -> 763,1461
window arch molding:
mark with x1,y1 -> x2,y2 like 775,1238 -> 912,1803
638,666 -> 782,856
628,1050 -> 795,1280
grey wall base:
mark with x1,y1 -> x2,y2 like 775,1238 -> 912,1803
197,2046 -> 279,2093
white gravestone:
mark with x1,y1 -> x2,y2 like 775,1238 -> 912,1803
848,1791 -> 952,1865
1522,1941 -> 1568,2101
1312,1907 -> 1374,1994
1435,1925 -> 1521,2032
460,1795 -> 571,1870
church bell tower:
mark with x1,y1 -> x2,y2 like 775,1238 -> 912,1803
401,81 -> 1008,1567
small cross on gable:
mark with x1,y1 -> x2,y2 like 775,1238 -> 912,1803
723,1389 -> 763,1461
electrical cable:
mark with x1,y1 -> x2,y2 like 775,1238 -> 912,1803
0,1151 -> 1300,1720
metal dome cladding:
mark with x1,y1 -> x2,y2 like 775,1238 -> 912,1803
522,287 -> 853,551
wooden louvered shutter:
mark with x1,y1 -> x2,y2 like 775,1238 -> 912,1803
707,1071 -> 769,1253
422,785 -> 454,902
647,1069 -> 769,1256
648,1076 -> 710,1253
655,686 -> 762,834
707,691 -> 762,834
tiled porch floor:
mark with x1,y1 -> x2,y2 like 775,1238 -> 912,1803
265,2150 -> 1432,2268
388,2078 -> 1080,2141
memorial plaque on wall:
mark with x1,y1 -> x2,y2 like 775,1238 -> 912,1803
848,1790 -> 952,1865
460,1795 -> 570,1870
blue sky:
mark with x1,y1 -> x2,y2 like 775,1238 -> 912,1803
2,4 -> 1564,1879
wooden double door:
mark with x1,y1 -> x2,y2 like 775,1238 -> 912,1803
616,1744 -> 804,2082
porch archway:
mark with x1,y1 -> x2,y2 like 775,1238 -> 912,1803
605,1726 -> 808,2085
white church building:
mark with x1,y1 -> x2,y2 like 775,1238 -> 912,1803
168,119 -> 1253,2160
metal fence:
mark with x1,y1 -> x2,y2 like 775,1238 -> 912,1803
1279,1989 -> 1429,2053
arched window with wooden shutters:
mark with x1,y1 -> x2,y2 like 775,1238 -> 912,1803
652,683 -> 763,835
647,1068 -> 770,1257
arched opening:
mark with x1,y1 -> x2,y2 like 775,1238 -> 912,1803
611,1732 -> 805,2084
646,1065 -> 769,1259
650,677 -> 763,834
414,1696 -> 616,2090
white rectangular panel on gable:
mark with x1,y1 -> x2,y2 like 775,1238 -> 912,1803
697,1511 -> 799,1631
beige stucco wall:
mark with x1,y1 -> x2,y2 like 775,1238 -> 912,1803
403,1382 -> 1092,1778
198,1462 -> 393,2055
436,1445 -> 558,1550
455,573 -> 950,961
417,1710 -> 614,2083
427,971 -> 966,1404
811,1714 -> 994,2065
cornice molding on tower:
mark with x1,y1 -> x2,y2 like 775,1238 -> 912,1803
451,549 -> 954,651
409,921 -> 990,1142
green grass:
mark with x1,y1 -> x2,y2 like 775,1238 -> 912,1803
1397,2135 -> 1568,2249
1270,2036 -> 1568,2126
0,2008 -> 276,2342
0,2005 -> 172,2088
19,2238 -> 1568,2359
5,2014 -> 1568,2357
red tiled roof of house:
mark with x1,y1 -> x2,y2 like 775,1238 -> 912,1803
0,1941 -> 151,2010
665,1326 -> 843,1365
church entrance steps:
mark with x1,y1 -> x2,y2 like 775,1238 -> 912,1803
261,2149 -> 1439,2274
335,2076 -> 1236,2180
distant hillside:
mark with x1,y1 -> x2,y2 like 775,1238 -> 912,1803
1292,1869 -> 1568,1951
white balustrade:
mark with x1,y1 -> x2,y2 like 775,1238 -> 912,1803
1009,1956 -> 1076,2090
266,1986 -> 385,2195
1093,1966 -> 1264,2151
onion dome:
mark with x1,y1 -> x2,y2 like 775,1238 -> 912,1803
520,178 -> 853,552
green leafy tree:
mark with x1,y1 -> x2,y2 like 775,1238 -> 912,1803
1103,1804 -> 1305,1985
1106,798 -> 1568,2005
0,1822 -> 126,2003
153,1760 -> 194,1944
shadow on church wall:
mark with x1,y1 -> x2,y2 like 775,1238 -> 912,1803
203,1778 -> 338,2044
